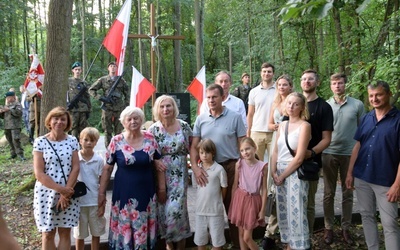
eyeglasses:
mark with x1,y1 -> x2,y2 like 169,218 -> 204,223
301,77 -> 315,81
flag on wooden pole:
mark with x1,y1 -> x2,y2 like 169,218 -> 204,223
24,54 -> 44,97
102,0 -> 132,75
187,66 -> 206,105
130,66 -> 156,108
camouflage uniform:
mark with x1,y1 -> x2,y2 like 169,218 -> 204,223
67,77 -> 91,140
89,75 -> 130,148
0,100 -> 24,159
27,94 -> 41,142
231,84 -> 251,114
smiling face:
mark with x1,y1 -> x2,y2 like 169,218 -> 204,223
368,85 -> 392,110
301,72 -> 319,94
240,142 -> 256,160
215,72 -> 231,95
276,78 -> 292,97
261,67 -> 274,83
50,114 -> 68,132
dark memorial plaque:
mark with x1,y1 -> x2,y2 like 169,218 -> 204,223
156,93 -> 191,124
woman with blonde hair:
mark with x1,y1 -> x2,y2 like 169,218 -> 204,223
271,92 -> 311,249
148,95 -> 193,250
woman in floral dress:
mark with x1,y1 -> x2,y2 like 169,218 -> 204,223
98,106 -> 165,250
148,95 -> 193,250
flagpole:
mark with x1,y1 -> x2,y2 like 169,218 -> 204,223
83,45 -> 104,81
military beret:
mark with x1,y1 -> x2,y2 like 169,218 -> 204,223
71,62 -> 82,69
241,72 -> 250,79
108,62 -> 117,67
5,91 -> 15,97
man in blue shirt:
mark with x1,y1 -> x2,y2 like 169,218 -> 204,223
346,80 -> 400,250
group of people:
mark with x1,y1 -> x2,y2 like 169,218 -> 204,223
2,59 -> 396,250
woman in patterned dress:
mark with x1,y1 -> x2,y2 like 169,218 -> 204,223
270,92 -> 311,250
98,106 -> 165,250
33,106 -> 80,249
148,95 -> 193,250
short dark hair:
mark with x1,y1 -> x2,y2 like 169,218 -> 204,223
368,80 -> 391,93
206,84 -> 224,97
261,62 -> 275,73
302,69 -> 319,82
330,73 -> 347,84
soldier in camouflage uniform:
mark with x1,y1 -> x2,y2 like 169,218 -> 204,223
89,62 -> 130,148
67,62 -> 91,141
0,91 -> 25,160
231,72 -> 252,114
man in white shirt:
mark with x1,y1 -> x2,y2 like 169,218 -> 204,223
200,71 -> 247,128
247,62 -> 276,160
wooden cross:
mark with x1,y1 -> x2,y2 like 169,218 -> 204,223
128,3 -> 185,104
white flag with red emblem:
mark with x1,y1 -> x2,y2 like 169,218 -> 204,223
24,54 -> 44,97
187,66 -> 206,105
102,0 -> 132,75
130,66 -> 156,108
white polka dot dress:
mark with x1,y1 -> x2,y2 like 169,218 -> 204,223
33,135 -> 80,232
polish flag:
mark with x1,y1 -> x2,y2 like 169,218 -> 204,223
24,54 -> 44,97
130,65 -> 156,108
102,0 -> 132,75
187,66 -> 206,105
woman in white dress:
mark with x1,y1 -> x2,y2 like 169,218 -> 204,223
33,106 -> 80,249
271,92 -> 311,250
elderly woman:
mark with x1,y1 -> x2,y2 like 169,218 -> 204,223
148,95 -> 193,250
98,106 -> 164,250
33,106 -> 80,249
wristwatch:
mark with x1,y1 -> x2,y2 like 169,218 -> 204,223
310,149 -> 316,158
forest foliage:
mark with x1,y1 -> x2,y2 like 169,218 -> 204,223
0,0 -> 399,126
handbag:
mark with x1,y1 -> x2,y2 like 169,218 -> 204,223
284,121 -> 319,181
45,137 -> 88,198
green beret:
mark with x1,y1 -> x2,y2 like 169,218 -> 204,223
108,62 -> 117,67
71,62 -> 82,69
5,91 -> 15,97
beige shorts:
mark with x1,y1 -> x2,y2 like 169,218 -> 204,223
194,215 -> 226,247
73,206 -> 106,239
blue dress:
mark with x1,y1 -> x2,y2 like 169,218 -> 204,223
106,132 -> 161,250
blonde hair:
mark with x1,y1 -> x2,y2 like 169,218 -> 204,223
272,74 -> 293,109
80,127 -> 100,141
152,95 -> 179,121
283,92 -> 310,120
45,106 -> 72,132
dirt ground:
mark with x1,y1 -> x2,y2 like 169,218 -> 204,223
0,161 -> 395,250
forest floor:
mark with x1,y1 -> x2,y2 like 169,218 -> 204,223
0,140 -> 397,250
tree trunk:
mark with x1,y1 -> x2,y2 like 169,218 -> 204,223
173,1 -> 182,92
332,6 -> 345,73
80,0 -> 87,76
194,0 -> 204,71
40,0 -> 73,135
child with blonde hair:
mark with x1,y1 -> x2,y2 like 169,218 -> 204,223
229,137 -> 268,250
73,127 -> 106,250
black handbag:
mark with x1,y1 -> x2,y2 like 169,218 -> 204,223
284,121 -> 319,181
45,137 -> 88,198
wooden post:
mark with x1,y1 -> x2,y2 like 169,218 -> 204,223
128,3 -> 185,105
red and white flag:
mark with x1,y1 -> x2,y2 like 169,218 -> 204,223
187,65 -> 206,105
130,66 -> 156,108
102,0 -> 132,75
24,54 -> 44,97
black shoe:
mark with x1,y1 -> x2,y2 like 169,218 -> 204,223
18,155 -> 26,161
8,154 -> 17,160
261,237 -> 276,250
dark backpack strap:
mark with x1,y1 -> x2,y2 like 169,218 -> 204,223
284,121 -> 296,157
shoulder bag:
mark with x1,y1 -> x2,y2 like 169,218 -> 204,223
284,121 -> 319,181
45,137 -> 88,198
